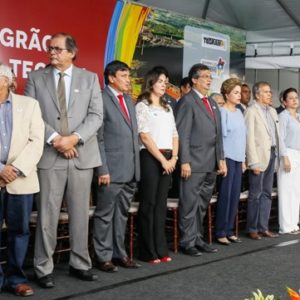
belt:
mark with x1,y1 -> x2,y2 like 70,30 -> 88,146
159,149 -> 172,153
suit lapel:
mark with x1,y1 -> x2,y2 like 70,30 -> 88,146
106,87 -> 132,127
191,90 -> 215,124
255,103 -> 271,135
68,66 -> 80,110
9,94 -> 21,159
43,67 -> 60,112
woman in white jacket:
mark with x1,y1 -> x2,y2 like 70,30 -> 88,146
278,87 -> 300,234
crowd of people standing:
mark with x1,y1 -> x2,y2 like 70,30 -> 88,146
0,32 -> 299,297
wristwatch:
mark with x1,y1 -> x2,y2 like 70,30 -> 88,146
172,155 -> 178,160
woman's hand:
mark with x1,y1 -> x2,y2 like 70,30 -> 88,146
283,156 -> 291,173
242,162 -> 247,173
161,159 -> 175,175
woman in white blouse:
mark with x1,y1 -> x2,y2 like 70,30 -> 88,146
278,87 -> 300,234
135,68 -> 179,264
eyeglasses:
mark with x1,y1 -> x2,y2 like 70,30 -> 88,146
199,75 -> 213,80
47,46 -> 68,54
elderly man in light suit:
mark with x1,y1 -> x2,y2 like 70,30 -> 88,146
93,60 -> 140,272
0,64 -> 44,297
245,81 -> 281,240
176,63 -> 225,257
25,33 -> 103,287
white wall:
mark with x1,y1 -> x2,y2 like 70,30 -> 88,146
245,68 -> 300,107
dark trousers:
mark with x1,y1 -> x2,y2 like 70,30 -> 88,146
93,181 -> 136,262
215,158 -> 242,238
0,189 -> 33,289
247,150 -> 276,233
179,172 -> 216,249
138,149 -> 171,261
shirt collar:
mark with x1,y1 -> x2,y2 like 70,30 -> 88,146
53,64 -> 73,77
193,88 -> 207,99
257,101 -> 269,111
108,85 -> 123,98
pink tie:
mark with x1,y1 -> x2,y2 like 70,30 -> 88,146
202,96 -> 214,119
117,94 -> 130,122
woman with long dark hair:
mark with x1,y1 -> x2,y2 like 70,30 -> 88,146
136,68 -> 179,263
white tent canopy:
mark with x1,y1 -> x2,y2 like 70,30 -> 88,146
134,0 -> 300,69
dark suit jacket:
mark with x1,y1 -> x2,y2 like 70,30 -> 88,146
25,65 -> 103,170
276,105 -> 285,114
236,103 -> 245,114
176,89 -> 224,172
96,86 -> 140,183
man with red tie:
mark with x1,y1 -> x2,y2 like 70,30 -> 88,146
176,63 -> 226,256
93,60 -> 141,272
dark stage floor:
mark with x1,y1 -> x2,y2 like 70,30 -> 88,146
2,230 -> 300,300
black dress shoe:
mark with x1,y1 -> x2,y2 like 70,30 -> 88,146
69,266 -> 98,281
181,247 -> 202,256
37,274 -> 55,288
196,243 -> 218,253
98,261 -> 118,273
112,257 -> 141,268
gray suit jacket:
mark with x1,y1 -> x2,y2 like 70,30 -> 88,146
176,89 -> 224,172
96,86 -> 140,183
24,65 -> 103,170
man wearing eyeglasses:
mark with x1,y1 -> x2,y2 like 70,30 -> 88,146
25,32 -> 103,288
176,63 -> 225,256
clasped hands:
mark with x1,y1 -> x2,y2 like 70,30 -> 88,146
161,156 -> 177,175
52,134 -> 79,159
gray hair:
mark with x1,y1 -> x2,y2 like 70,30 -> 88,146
0,64 -> 13,85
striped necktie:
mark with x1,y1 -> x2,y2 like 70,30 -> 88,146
57,72 -> 69,135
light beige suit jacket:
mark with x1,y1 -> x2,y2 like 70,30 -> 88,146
245,101 -> 281,172
5,93 -> 44,194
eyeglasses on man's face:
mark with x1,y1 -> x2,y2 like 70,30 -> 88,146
47,46 -> 68,54
198,75 -> 213,80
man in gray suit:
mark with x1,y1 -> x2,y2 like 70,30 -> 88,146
93,60 -> 140,272
25,32 -> 103,287
176,63 -> 225,256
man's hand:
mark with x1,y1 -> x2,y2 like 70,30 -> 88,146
53,135 -> 79,153
63,148 -> 79,159
0,165 -> 18,183
181,163 -> 191,179
252,168 -> 261,176
98,174 -> 111,186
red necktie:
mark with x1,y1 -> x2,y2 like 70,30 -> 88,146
117,94 -> 130,122
202,96 -> 214,119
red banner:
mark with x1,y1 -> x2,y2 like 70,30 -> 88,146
0,0 -> 116,91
